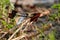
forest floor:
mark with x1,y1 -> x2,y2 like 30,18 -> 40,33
0,0 -> 60,40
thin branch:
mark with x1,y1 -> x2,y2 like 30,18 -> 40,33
12,34 -> 27,40
0,32 -> 8,39
11,32 -> 40,40
8,18 -> 30,40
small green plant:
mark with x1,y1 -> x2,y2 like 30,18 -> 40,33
6,24 -> 14,29
1,19 -> 15,29
51,4 -> 60,10
49,4 -> 60,21
48,31 -> 55,40
49,13 -> 57,21
0,0 -> 15,29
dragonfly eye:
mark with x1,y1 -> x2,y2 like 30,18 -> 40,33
8,10 -> 17,19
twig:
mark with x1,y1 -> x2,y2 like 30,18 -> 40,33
11,34 -> 27,40
8,18 -> 30,40
11,32 -> 39,40
0,32 -> 8,39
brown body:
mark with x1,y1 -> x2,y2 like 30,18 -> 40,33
30,13 -> 40,22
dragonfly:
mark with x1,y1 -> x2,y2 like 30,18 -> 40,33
0,0 -> 51,39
